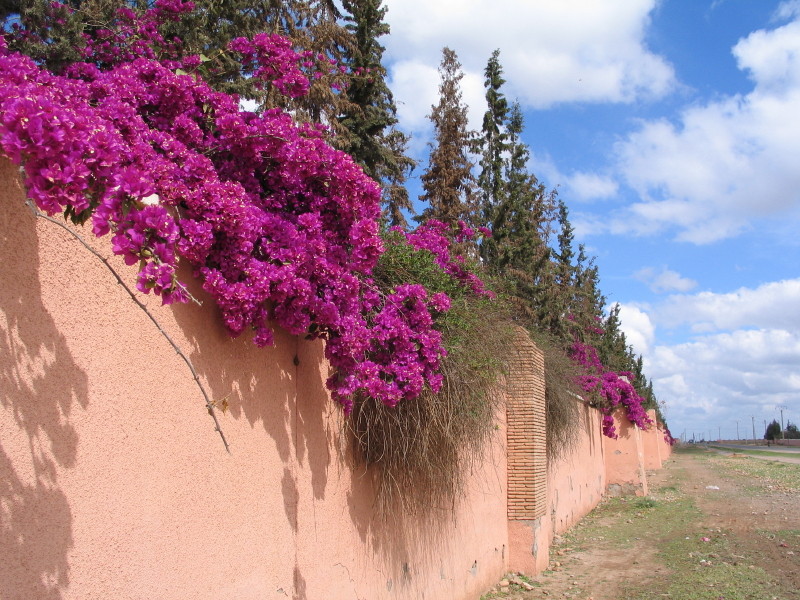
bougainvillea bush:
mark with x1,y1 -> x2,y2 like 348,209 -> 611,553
0,0 -> 490,414
352,224 -> 514,513
569,338 -> 653,439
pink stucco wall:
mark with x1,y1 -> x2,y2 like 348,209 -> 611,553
603,410 -> 648,496
659,426 -> 674,459
1,155 -> 674,595
0,159 -> 509,600
509,403 -> 607,574
546,404 -> 607,534
642,409 -> 663,470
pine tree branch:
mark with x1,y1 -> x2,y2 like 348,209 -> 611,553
26,200 -> 231,453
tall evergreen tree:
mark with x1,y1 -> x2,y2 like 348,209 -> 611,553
417,47 -> 477,228
3,0 -> 106,69
573,244 -> 605,330
476,49 -> 510,258
555,199 -> 576,286
153,0 -> 358,134
598,303 -> 632,372
339,0 -> 414,226
480,102 -> 554,323
541,198 -> 577,339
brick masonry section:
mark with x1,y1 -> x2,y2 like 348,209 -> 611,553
506,328 -> 547,520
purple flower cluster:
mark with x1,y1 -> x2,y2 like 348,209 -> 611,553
400,220 -> 495,299
229,34 -> 311,98
0,3 -> 469,410
78,0 -> 195,70
570,340 -> 653,437
663,427 -> 677,446
325,283 -> 448,412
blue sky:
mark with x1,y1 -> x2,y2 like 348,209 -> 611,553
382,0 -> 800,441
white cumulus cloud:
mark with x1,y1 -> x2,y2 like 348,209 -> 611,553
566,172 -> 620,202
611,6 -> 800,243
648,328 -> 800,439
383,0 -> 675,139
655,278 -> 800,332
634,266 -> 698,294
629,277 -> 800,440
615,303 -> 656,356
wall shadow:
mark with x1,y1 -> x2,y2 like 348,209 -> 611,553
0,167 -> 89,600
295,337 -> 331,501
168,273 -> 296,463
341,422 -> 508,598
583,403 -> 598,456
168,273 -> 301,547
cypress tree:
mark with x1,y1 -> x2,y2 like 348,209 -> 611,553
481,102 -> 556,324
573,244 -> 605,332
476,48 -> 509,259
543,198 -> 576,339
598,303 -> 633,372
3,0 -> 101,69
485,104 -> 542,267
154,0 -> 356,128
417,47 -> 477,228
338,0 -> 414,226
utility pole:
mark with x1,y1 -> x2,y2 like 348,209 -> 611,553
718,426 -> 721,441
751,416 -> 756,444
778,405 -> 787,440
736,420 -> 740,441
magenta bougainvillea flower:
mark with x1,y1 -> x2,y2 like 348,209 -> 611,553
0,2 -> 493,412
569,337 -> 653,438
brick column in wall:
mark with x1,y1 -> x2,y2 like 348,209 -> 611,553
506,328 -> 547,520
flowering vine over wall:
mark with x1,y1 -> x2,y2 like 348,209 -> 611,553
0,0 -> 487,412
569,339 -> 653,438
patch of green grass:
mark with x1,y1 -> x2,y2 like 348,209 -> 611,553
709,445 -> 800,460
630,558 -> 780,599
559,486 -> 699,554
617,457 -> 795,599
563,462 -> 793,600
757,528 -> 800,544
634,496 -> 658,509
705,454 -> 800,492
676,445 -> 714,456
516,573 -> 535,586
624,525 -> 786,600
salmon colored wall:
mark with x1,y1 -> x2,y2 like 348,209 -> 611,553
1,155 -> 672,595
659,426 -> 674,459
292,338 -> 510,600
0,160 -> 509,600
546,404 -> 607,534
642,409 -> 663,470
776,440 -> 800,447
603,410 -> 648,497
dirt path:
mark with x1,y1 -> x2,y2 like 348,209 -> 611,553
482,447 -> 800,600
